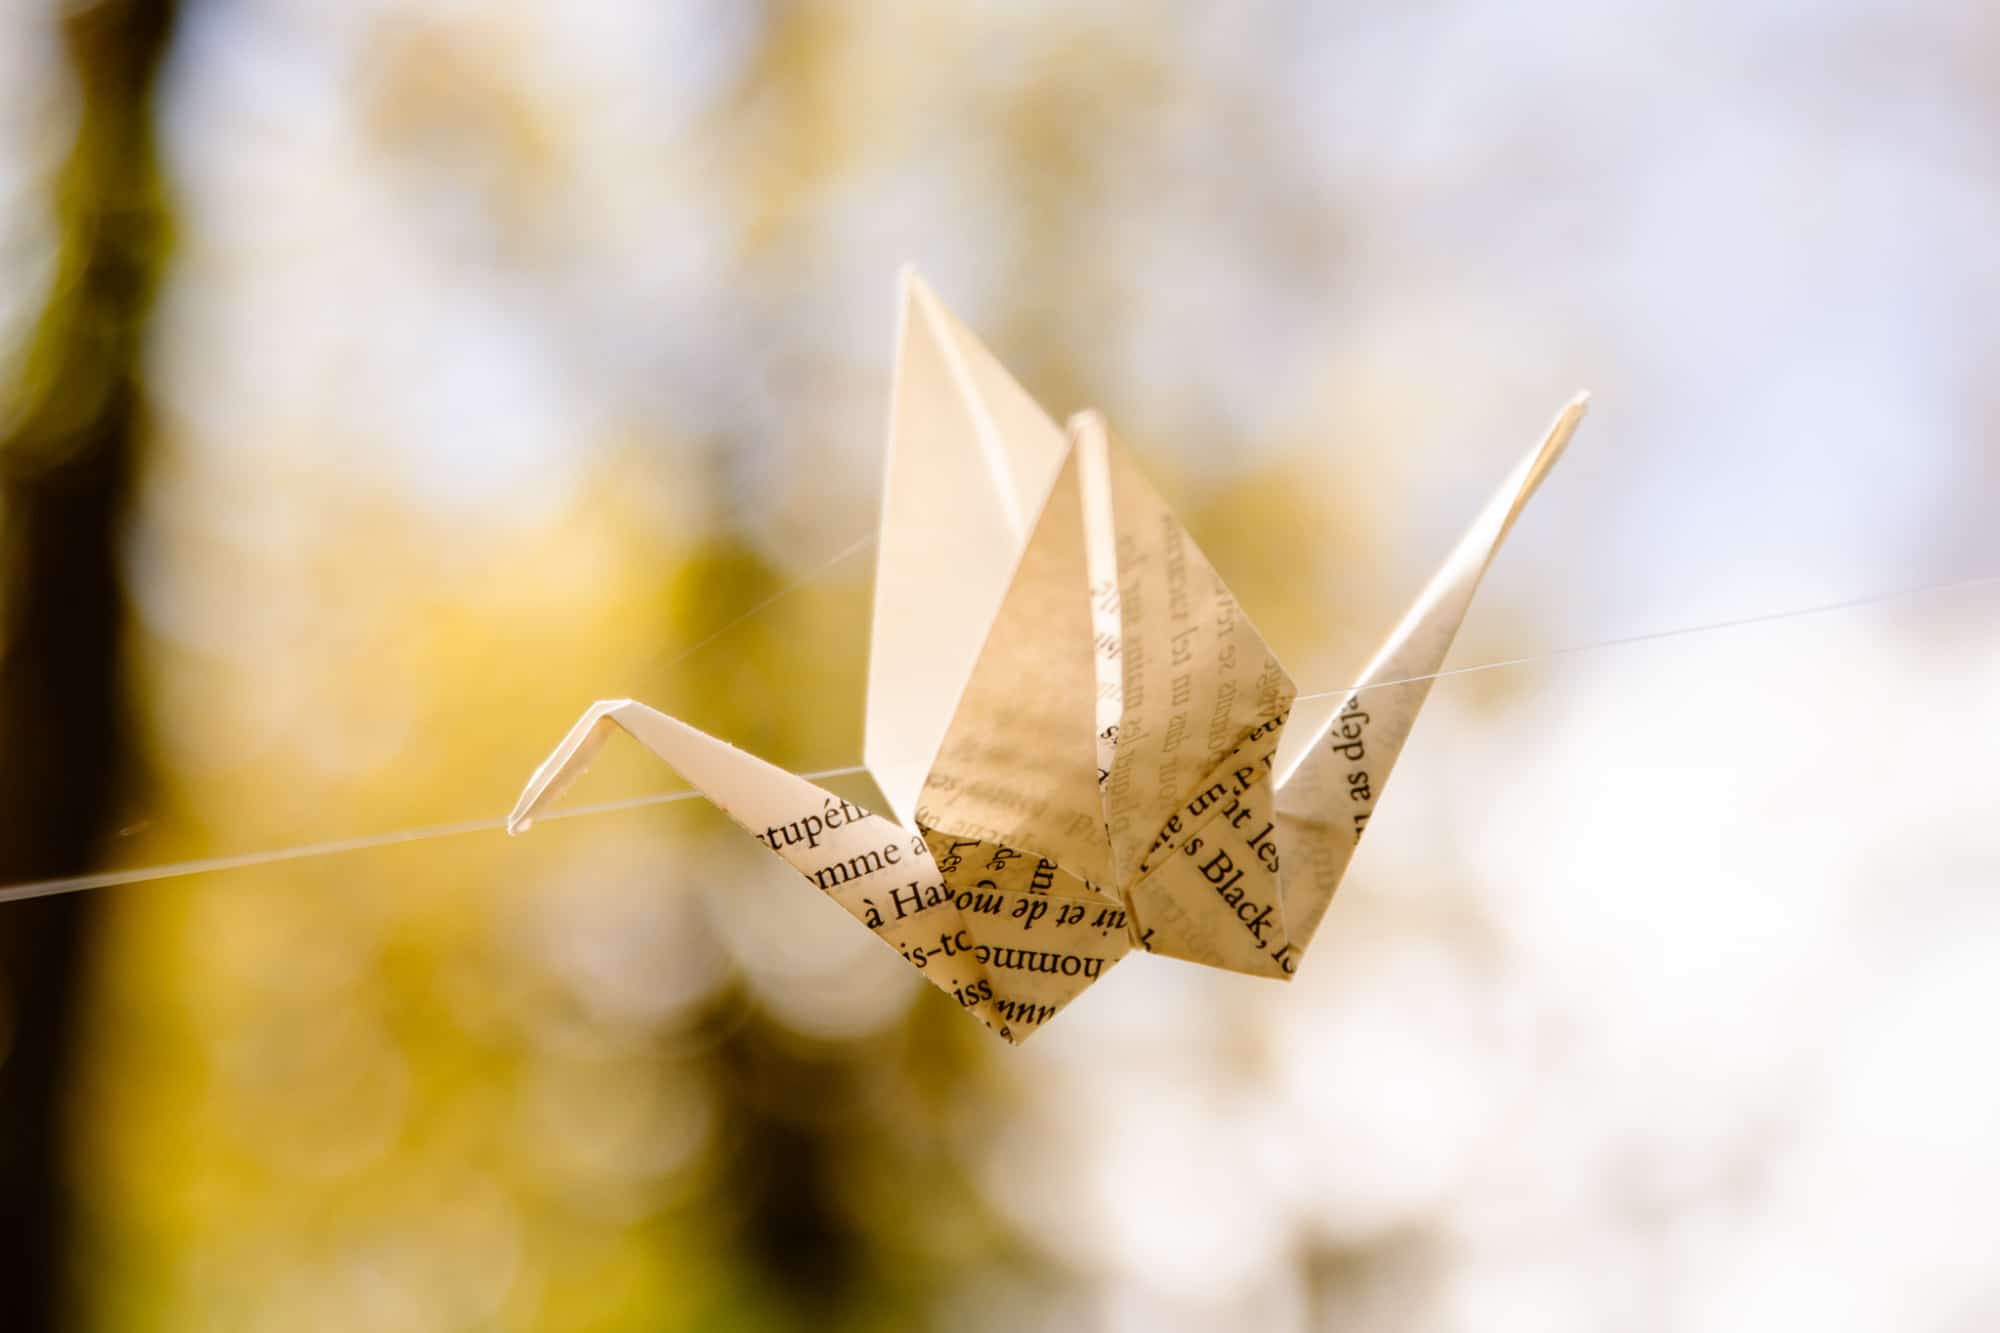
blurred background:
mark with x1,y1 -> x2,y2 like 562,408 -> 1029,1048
2,0 -> 1997,1328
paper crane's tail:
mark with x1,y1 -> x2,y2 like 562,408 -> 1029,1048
1273,393 -> 1589,952
506,699 -> 987,998
505,701 -> 1124,1045
507,702 -> 888,876
507,699 -> 633,834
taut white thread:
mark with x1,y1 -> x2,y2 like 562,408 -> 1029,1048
1293,571 -> 2000,702
642,532 -> 877,671
0,767 -> 873,905
0,569 -> 1994,906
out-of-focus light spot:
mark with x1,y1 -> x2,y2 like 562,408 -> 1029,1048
0,3 -> 73,387
215,1002 -> 412,1181
1101,1268 -> 1310,1333
981,1071 -> 1293,1304
1272,938 -> 1495,1245
513,1047 -> 713,1222
513,837 -> 732,1030
1699,909 -> 2000,1328
703,837 -> 922,1040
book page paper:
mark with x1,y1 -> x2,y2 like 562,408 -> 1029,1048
510,701 -> 1126,1043
509,267 -> 1587,1043
865,270 -> 1069,829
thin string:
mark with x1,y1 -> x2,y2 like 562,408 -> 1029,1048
647,532 -> 876,671
0,767 -> 873,906
0,531 -> 887,909
1292,569 -> 2000,702
0,567 -> 1993,906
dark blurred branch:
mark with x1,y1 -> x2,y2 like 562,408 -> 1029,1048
0,2 -> 177,1328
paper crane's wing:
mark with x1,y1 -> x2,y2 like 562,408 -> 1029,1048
1069,413 -> 1303,975
865,270 -> 1070,829
510,701 -> 1120,1043
917,441 -> 1117,888
1272,394 -> 1589,955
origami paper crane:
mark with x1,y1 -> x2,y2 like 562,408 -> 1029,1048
509,270 -> 1587,1044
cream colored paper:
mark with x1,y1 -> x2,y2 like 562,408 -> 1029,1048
865,269 -> 1070,829
1265,395 -> 1588,956
915,445 -> 1118,889
510,271 -> 1586,1042
509,702 -> 1130,1045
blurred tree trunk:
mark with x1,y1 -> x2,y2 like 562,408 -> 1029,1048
0,2 -> 176,1328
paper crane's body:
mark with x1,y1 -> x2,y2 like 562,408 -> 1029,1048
510,271 -> 1588,1044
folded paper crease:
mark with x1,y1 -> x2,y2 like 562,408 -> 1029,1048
511,271 -> 1588,1042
